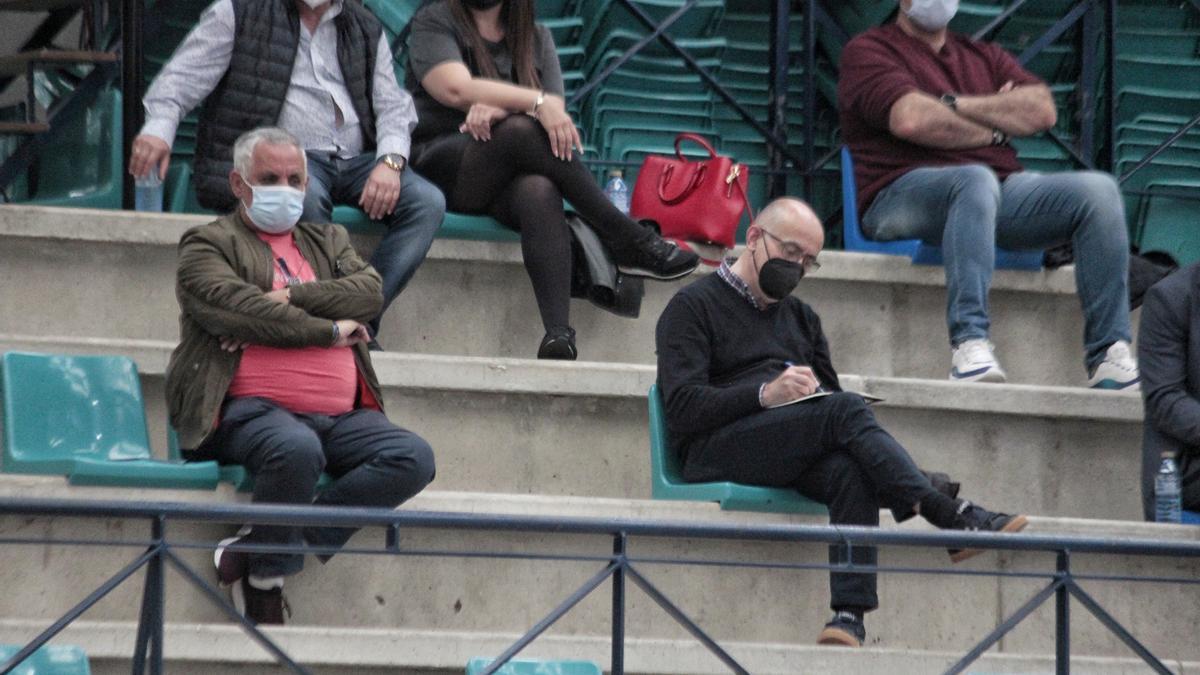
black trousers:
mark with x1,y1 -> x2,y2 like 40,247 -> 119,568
683,392 -> 936,611
191,397 -> 436,577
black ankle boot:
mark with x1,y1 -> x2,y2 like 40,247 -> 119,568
537,326 -> 577,360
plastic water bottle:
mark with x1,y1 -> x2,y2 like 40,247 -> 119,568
1155,452 -> 1183,523
135,171 -> 163,212
604,169 -> 629,215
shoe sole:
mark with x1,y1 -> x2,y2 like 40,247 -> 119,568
949,514 -> 1029,563
616,262 -> 699,280
817,626 -> 863,647
949,368 -> 1007,383
1088,377 -> 1140,391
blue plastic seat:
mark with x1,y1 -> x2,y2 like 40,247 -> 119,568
0,643 -> 91,674
330,206 -> 520,242
647,385 -> 826,514
840,147 -> 1043,270
1,352 -> 220,490
465,658 -> 601,675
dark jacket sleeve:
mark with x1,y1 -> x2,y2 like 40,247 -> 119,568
176,227 -> 334,348
655,293 -> 762,434
288,226 -> 383,323
1139,281 -> 1200,446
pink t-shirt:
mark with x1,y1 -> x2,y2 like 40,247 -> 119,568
226,231 -> 358,415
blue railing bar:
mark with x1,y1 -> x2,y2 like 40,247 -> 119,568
1185,0 -> 1200,18
162,548 -> 313,675
566,0 -> 698,107
1056,552 -> 1070,675
5,498 -> 1200,558
625,564 -> 749,675
483,561 -> 619,675
1103,0 -> 1116,172
611,533 -> 627,675
942,578 -> 1063,675
1125,187 -> 1200,202
1066,581 -> 1172,674
813,0 -> 850,46
1118,110 -> 1200,184
1,546 -> 155,675
972,0 -> 1032,41
1079,2 -> 1099,162
609,0 -> 807,169
802,0 -> 816,198
132,518 -> 165,675
1017,0 -> 1090,66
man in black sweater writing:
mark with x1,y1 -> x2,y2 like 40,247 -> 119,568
654,197 -> 1028,647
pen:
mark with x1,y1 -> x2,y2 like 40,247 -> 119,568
786,361 -> 829,393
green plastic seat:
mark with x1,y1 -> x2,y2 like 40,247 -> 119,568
647,385 -> 826,514
166,425 -> 335,494
0,643 -> 91,675
465,658 -> 601,675
1137,180 -> 1200,267
1,352 -> 221,490
1116,29 -> 1200,58
25,88 -> 123,210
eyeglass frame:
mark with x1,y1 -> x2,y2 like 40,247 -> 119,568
757,228 -> 821,273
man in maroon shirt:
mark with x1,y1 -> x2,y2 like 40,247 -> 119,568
838,0 -> 1138,390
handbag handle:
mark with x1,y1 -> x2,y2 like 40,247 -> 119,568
657,133 -> 720,204
674,133 -> 718,161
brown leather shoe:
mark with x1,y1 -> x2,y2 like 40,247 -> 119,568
816,611 -> 865,647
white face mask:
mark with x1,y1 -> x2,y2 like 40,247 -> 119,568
300,0 -> 328,9
906,0 -> 959,32
241,184 -> 305,234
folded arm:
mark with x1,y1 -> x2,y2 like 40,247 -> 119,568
888,92 -> 996,149
176,231 -> 335,348
287,228 -> 384,323
953,84 -> 1057,137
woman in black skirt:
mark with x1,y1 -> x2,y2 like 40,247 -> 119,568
406,0 -> 699,360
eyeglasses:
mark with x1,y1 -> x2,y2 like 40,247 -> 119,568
759,228 -> 821,272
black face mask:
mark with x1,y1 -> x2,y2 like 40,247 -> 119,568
464,0 -> 504,8
754,236 -> 804,300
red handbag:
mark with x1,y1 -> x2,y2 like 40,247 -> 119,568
630,133 -> 751,251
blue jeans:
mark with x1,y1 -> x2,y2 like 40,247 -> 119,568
302,152 -> 446,335
862,165 -> 1132,369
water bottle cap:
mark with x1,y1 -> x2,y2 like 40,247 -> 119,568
608,169 -> 623,178
1162,451 -> 1178,458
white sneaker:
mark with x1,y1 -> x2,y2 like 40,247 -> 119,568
949,339 -> 1007,383
1087,340 -> 1140,390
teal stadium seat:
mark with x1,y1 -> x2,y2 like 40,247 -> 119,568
0,644 -> 91,675
167,426 -> 334,493
465,658 -> 601,675
647,385 -> 826,514
1,352 -> 220,489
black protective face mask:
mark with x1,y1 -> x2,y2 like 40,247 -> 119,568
759,258 -> 804,300
464,0 -> 504,9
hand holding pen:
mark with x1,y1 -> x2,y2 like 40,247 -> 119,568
761,360 -> 824,407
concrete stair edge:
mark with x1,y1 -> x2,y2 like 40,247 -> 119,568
0,332 -> 1142,422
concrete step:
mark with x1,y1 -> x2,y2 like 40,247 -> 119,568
0,333 -> 1144,520
0,482 -> 1196,666
0,205 -> 1122,387
1,620 -> 1193,675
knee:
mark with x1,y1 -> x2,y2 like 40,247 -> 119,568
950,164 -> 1002,206
402,172 -> 447,223
513,175 -> 562,205
261,431 -> 326,477
491,114 -> 547,146
379,436 -> 437,488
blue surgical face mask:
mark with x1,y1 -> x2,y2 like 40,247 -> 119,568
906,0 -> 959,32
242,183 -> 304,234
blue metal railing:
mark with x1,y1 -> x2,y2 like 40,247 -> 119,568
0,496 -> 1196,675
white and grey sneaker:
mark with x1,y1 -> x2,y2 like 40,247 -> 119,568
949,339 -> 1007,383
1087,340 -> 1140,391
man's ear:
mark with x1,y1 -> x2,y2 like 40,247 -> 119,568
230,170 -> 249,205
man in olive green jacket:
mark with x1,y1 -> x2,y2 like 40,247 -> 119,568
166,127 -> 435,625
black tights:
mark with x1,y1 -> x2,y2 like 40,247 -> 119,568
426,115 -> 648,331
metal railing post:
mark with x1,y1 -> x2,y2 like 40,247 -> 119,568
1078,0 -> 1099,163
119,0 -> 143,210
802,0 -> 817,200
132,517 -> 166,675
611,532 -> 627,675
767,0 -> 790,199
1055,550 -> 1070,675
1103,0 -> 1116,172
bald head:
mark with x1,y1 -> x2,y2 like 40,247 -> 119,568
754,197 -> 825,252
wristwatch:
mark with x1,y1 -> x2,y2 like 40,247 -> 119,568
939,93 -> 958,110
990,128 -> 1010,146
379,153 -> 405,173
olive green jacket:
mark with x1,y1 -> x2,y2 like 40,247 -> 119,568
166,212 -> 385,449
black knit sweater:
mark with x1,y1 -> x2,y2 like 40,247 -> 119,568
655,272 -> 841,452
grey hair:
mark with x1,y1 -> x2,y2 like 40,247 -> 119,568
231,127 -> 304,177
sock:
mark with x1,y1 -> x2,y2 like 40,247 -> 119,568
831,607 -> 865,623
247,574 -> 284,591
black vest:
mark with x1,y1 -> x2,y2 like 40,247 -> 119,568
193,0 -> 382,210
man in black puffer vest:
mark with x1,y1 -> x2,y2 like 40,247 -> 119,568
131,0 -> 445,346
